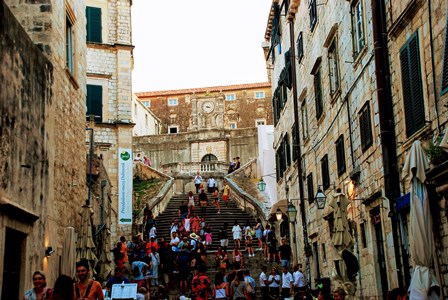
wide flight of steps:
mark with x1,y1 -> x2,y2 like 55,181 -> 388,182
153,193 -> 258,251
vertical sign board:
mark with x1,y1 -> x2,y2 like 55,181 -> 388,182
118,148 -> 133,225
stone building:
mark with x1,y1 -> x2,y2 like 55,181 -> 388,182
85,0 -> 134,239
1,0 -> 87,294
132,94 -> 161,137
135,82 -> 272,134
265,0 -> 448,298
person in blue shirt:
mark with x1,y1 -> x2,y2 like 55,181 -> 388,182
106,267 -> 130,296
244,270 -> 256,300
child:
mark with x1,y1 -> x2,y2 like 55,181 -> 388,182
188,191 -> 195,212
184,214 -> 191,235
246,235 -> 255,257
199,217 -> 206,237
212,187 -> 221,213
204,228 -> 213,247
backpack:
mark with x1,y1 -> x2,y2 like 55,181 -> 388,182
245,278 -> 254,294
250,228 -> 256,237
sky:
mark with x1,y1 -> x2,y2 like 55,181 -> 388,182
131,0 -> 272,93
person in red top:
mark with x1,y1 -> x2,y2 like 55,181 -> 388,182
145,237 -> 159,255
74,259 -> 104,300
119,236 -> 129,264
191,266 -> 211,300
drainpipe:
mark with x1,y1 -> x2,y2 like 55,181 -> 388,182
86,127 -> 94,206
370,0 -> 406,289
428,0 -> 441,134
288,19 -> 311,289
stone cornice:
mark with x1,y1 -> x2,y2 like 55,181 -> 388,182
87,42 -> 135,51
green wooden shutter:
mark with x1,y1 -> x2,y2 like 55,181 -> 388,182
307,173 -> 314,204
335,135 -> 346,176
86,84 -> 103,122
360,102 -> 373,152
314,69 -> 323,119
284,133 -> 291,166
400,32 -> 425,137
442,13 -> 448,95
321,154 -> 329,190
86,7 -> 102,43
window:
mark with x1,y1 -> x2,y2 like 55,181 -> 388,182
229,122 -> 237,129
145,114 -> 148,126
284,133 -> 291,167
307,173 -> 314,204
442,12 -> 448,95
322,243 -> 327,264
66,16 -> 75,74
309,0 -> 317,31
313,68 -> 324,119
225,94 -> 236,101
168,98 -> 178,106
351,0 -> 365,58
400,32 -> 425,137
335,135 -> 346,176
86,6 -> 102,43
86,84 -> 103,122
297,31 -> 304,63
321,154 -> 330,190
328,39 -> 340,95
142,101 -> 150,107
134,104 -> 137,116
255,91 -> 265,99
292,124 -> 298,161
255,119 -> 266,126
313,241 -> 321,278
360,222 -> 367,248
301,101 -> 309,140
359,101 -> 373,152
168,126 -> 178,134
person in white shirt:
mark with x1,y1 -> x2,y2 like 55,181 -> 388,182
207,177 -> 215,193
293,264 -> 306,292
267,267 -> 280,298
259,266 -> 269,300
170,232 -> 180,252
281,265 -> 293,299
194,171 -> 202,194
232,220 -> 242,248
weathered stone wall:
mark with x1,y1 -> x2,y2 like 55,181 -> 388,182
0,1 -> 53,295
2,0 -> 87,288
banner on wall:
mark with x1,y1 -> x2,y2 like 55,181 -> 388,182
118,148 -> 133,225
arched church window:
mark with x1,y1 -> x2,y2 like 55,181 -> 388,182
201,154 -> 218,162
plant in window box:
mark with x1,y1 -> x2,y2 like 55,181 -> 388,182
305,243 -> 313,257
424,141 -> 448,166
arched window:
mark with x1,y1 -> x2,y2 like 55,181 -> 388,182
201,154 -> 218,162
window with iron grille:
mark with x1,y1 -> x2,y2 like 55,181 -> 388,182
297,32 -> 304,63
335,135 -> 346,176
309,0 -> 317,31
314,68 -> 324,119
351,0 -> 365,58
400,32 -> 425,137
321,154 -> 330,190
359,101 -> 373,152
307,173 -> 314,204
441,12 -> 448,95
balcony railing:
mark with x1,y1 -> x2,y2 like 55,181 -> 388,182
159,161 -> 229,176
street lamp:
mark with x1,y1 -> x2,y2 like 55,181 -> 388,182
315,187 -> 327,209
275,208 -> 283,221
287,202 -> 297,223
257,179 -> 267,192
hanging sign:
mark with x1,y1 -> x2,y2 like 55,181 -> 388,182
118,148 -> 133,225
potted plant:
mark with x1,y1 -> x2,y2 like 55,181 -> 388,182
424,141 -> 448,166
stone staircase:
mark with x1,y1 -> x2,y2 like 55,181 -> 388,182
153,193 -> 258,251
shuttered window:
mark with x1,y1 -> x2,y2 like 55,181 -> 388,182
292,124 -> 298,162
86,6 -> 102,43
442,13 -> 448,95
359,101 -> 373,152
86,84 -> 103,122
321,154 -> 330,191
309,0 -> 317,31
307,173 -> 314,204
297,32 -> 304,63
400,32 -> 425,137
284,133 -> 291,167
285,50 -> 292,90
314,69 -> 324,119
335,135 -> 346,176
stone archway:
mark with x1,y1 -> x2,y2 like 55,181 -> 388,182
201,154 -> 218,171
201,154 -> 218,162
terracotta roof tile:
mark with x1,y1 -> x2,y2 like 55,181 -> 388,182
135,82 -> 271,98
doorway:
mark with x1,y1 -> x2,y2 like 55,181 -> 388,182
372,209 -> 388,299
2,227 -> 26,300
